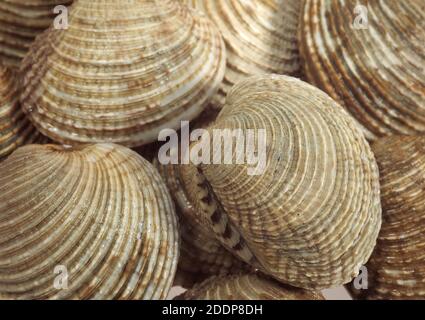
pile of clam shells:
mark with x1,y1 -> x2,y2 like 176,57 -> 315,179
0,0 -> 424,300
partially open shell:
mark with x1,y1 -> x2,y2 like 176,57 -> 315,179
0,143 -> 179,299
157,162 -> 250,288
20,0 -> 226,147
177,75 -> 382,290
182,0 -> 301,109
176,273 -> 324,300
299,0 -> 425,140
0,0 -> 72,68
349,136 -> 425,299
0,63 -> 44,160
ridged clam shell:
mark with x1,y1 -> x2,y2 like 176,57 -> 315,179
178,75 -> 382,289
182,0 -> 301,109
0,63 -> 45,160
0,143 -> 179,299
299,0 -> 425,140
349,136 -> 425,299
177,273 -> 324,300
0,0 -> 72,68
156,162 -> 250,287
20,0 -> 226,147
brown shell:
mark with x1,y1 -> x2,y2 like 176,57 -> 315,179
349,136 -> 425,299
0,0 -> 72,68
176,75 -> 381,290
177,273 -> 324,300
20,0 -> 226,147
0,63 -> 45,160
0,143 -> 179,299
182,0 -> 302,109
299,0 -> 425,140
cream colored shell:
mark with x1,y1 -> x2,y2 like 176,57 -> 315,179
177,273 -> 324,300
349,136 -> 425,299
177,75 -> 382,290
0,63 -> 45,160
0,143 -> 179,299
20,0 -> 226,147
182,0 -> 301,109
0,0 -> 72,68
299,0 -> 425,140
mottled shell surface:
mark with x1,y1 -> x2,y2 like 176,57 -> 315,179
0,63 -> 44,160
0,143 -> 179,299
300,0 -> 425,140
20,0 -> 226,147
349,136 -> 425,300
156,162 -> 250,287
0,0 -> 72,68
182,0 -> 301,109
178,75 -> 382,290
177,273 -> 324,300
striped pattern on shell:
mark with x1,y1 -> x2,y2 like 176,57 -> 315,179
178,75 -> 382,289
177,273 -> 324,300
0,144 -> 179,299
0,0 -> 72,68
349,136 -> 425,299
156,162 -> 250,287
0,63 -> 44,160
182,0 -> 301,108
299,0 -> 425,140
20,0 -> 226,147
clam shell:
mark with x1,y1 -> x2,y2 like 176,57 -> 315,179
181,0 -> 301,109
156,161 -> 250,288
0,63 -> 45,160
178,75 -> 382,289
349,136 -> 425,299
0,143 -> 179,299
176,273 -> 324,300
299,0 -> 425,140
0,0 -> 72,68
20,0 -> 226,147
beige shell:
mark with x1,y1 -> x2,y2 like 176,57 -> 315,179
177,273 -> 324,300
20,0 -> 226,147
0,143 -> 179,299
181,0 -> 301,109
0,0 -> 72,68
0,63 -> 45,160
349,136 -> 425,299
175,75 -> 381,290
299,0 -> 425,140
156,162 -> 250,288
